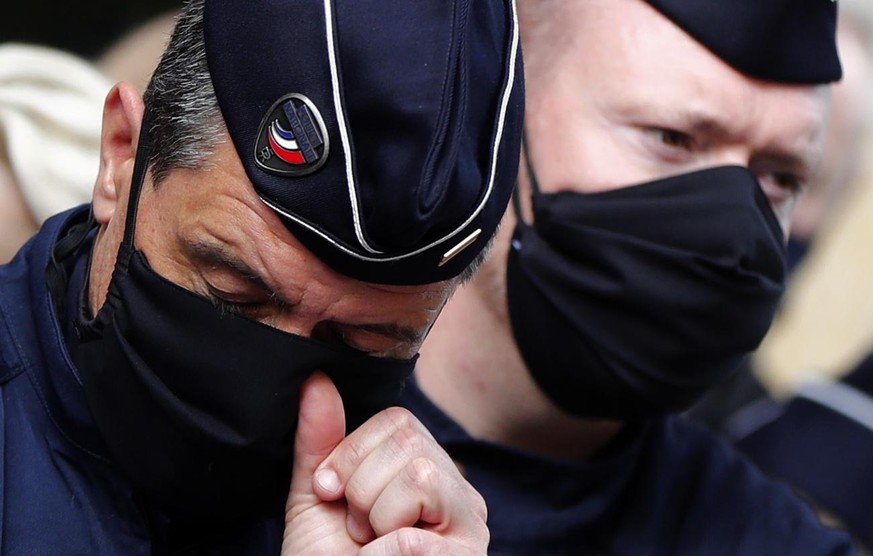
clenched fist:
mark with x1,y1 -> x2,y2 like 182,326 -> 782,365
282,372 -> 489,555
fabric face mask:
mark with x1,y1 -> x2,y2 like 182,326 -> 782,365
506,160 -> 786,419
73,113 -> 416,527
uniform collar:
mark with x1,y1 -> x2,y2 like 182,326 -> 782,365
30,206 -> 111,461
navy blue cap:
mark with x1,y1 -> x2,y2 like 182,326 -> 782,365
644,0 -> 842,84
204,0 -> 523,285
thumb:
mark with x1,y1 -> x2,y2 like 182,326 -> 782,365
288,372 -> 347,504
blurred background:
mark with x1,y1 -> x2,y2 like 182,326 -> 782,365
0,2 -> 182,261
2,2 -> 181,59
3,0 -> 873,548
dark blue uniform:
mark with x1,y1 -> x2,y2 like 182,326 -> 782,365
400,378 -> 856,555
0,208 -> 281,554
735,354 -> 873,550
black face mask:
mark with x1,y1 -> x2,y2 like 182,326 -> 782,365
73,110 -> 416,527
506,150 -> 786,419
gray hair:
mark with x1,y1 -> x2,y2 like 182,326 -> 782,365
143,0 -> 224,185
458,233 -> 496,284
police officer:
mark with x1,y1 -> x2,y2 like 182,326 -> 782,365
0,0 -> 523,553
403,0 -> 854,553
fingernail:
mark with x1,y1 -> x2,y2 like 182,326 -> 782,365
315,468 -> 340,495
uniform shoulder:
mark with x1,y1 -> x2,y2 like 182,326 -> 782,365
642,416 -> 857,555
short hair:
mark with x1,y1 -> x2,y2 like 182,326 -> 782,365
458,233 -> 495,284
143,0 -> 224,185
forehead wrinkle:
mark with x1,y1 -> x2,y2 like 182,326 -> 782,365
190,187 -> 315,299
185,237 -> 276,295
187,171 -> 456,328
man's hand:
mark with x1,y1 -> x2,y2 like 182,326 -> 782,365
282,372 -> 489,555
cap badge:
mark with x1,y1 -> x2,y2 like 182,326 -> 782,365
255,93 -> 329,176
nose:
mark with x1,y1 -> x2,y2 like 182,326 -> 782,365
268,312 -> 351,348
268,310 -> 321,339
709,148 -> 794,238
711,147 -> 752,171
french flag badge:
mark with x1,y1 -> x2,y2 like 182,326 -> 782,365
255,93 -> 329,176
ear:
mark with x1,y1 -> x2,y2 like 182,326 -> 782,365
92,82 -> 145,225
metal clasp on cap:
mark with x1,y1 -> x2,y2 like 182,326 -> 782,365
438,229 -> 482,267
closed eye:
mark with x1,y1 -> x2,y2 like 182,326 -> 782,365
205,290 -> 269,318
317,322 -> 421,358
207,295 -> 246,316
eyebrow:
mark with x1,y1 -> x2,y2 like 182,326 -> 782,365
187,240 -> 275,295
755,150 -> 815,178
667,107 -> 817,171
188,239 -> 426,346
668,106 -> 734,139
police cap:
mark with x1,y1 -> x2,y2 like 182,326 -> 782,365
204,0 -> 524,285
644,0 -> 842,84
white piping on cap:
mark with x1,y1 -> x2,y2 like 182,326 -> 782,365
323,0 -> 382,254
304,0 -> 521,263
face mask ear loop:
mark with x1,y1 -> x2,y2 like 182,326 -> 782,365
522,129 -> 543,196
86,105 -> 156,328
510,180 -> 525,222
119,105 -> 156,257
512,129 -> 542,228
